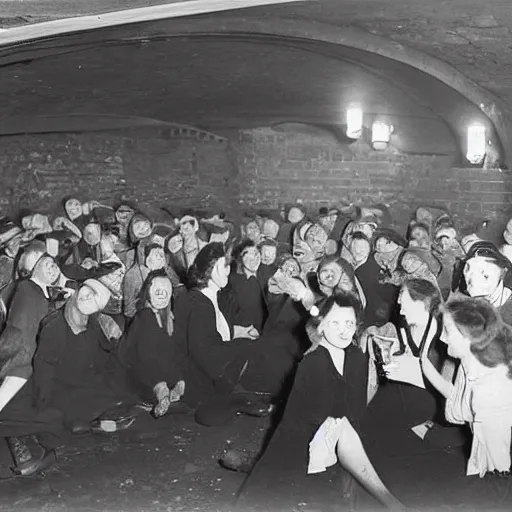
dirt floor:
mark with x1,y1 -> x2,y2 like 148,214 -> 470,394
0,408 -> 511,512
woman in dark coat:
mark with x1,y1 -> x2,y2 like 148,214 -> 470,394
0,243 -> 65,476
236,292 -> 407,512
117,270 -> 184,417
172,243 -> 277,402
223,239 -> 268,332
33,279 -> 134,433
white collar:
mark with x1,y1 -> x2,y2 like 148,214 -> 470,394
30,276 -> 50,298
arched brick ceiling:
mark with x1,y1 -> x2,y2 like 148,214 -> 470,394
2,0 -> 511,161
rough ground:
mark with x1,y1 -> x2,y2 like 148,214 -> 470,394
0,409 -> 511,512
0,410 -> 268,512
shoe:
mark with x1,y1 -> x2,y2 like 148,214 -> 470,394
71,423 -> 92,435
12,449 -> 56,477
90,416 -> 136,433
218,448 -> 257,473
8,437 -> 37,475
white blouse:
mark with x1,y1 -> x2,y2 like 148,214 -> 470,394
446,361 -> 512,477
200,287 -> 231,342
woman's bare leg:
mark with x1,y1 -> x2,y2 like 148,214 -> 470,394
336,418 -> 408,511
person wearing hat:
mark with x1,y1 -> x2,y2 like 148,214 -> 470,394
452,239 -> 512,326
0,243 -> 64,475
33,279 -> 136,435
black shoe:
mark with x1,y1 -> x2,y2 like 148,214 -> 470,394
8,437 -> 33,469
90,416 -> 136,433
12,450 -> 56,477
218,448 -> 257,473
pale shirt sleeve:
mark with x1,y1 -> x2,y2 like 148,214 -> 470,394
468,372 -> 512,477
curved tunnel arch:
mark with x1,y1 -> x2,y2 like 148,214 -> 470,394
0,11 -> 510,165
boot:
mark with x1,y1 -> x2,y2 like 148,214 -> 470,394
7,437 -> 55,477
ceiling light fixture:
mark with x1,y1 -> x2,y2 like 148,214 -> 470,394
466,123 -> 487,164
346,105 -> 363,139
371,121 -> 391,150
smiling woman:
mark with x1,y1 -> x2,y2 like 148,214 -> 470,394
236,292 -> 408,512
420,294 -> 512,478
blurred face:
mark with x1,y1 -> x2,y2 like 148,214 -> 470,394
351,238 -> 371,263
410,226 -> 429,242
100,234 -> 117,260
318,261 -> 342,290
306,225 -> 328,256
337,271 -> 355,293
115,206 -> 135,225
398,287 -> 429,326
375,237 -> 399,253
463,257 -> 503,298
353,222 -> 376,240
168,234 -> 183,254
242,246 -> 261,273
211,256 -> 230,289
146,247 -> 166,271
83,223 -> 101,246
65,199 -> 82,221
440,312 -> 471,360
76,285 -> 101,315
288,207 -> 304,224
262,219 -> 279,240
320,305 -> 357,350
34,255 -> 61,285
245,222 -> 261,243
148,277 -> 173,310
132,219 -> 152,240
180,219 -> 196,239
261,245 -> 277,266
210,231 -> 230,245
401,253 -> 428,274
319,214 -> 336,233
281,258 -> 300,278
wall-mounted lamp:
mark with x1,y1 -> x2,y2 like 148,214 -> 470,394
466,123 -> 486,164
346,105 -> 363,139
371,121 -> 392,150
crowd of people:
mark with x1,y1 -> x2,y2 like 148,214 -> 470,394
0,196 -> 512,510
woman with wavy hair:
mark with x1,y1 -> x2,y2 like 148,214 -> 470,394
236,292 -> 407,512
421,294 -> 512,478
172,243 -> 292,422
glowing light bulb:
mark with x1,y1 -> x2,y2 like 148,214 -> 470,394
346,105 -> 363,139
466,123 -> 486,164
371,121 -> 391,150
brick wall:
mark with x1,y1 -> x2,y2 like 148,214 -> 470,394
0,127 -> 239,220
0,125 -> 511,235
235,127 -> 512,233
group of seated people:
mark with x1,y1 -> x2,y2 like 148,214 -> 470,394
0,196 -> 512,510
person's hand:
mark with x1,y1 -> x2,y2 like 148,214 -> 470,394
81,258 -> 99,270
359,326 -> 378,354
234,325 -> 259,340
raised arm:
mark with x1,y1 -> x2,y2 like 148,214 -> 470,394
420,318 -> 454,399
